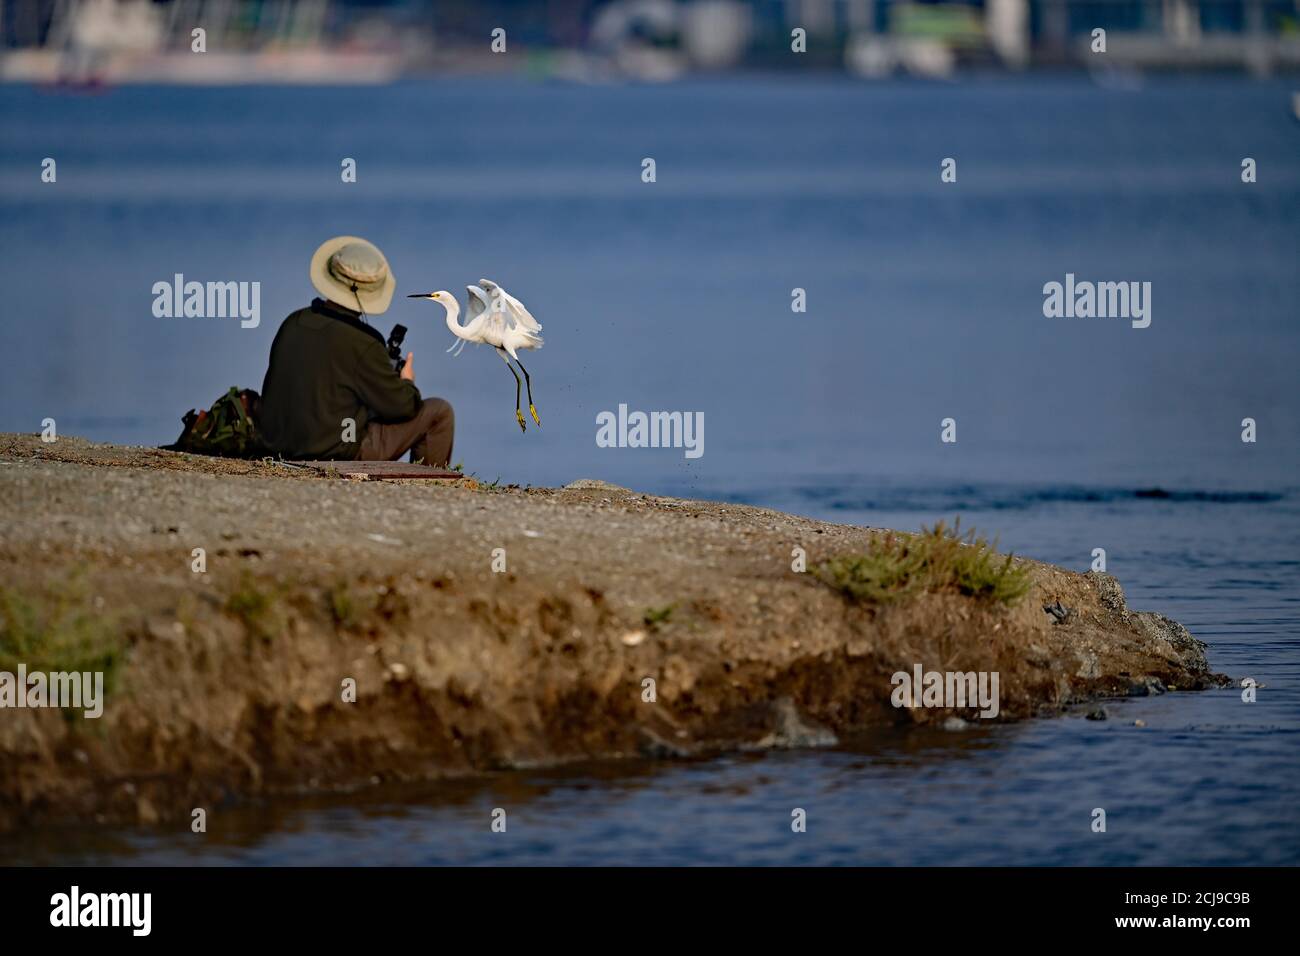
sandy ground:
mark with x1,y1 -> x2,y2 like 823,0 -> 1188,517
0,434 -> 1228,831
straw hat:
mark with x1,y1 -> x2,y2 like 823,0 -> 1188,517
309,236 -> 396,315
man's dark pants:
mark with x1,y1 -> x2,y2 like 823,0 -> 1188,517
356,397 -> 455,468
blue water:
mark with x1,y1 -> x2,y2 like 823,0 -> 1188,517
1,75 -> 1297,864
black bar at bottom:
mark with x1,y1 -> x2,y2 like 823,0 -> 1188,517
0,866 -> 1281,942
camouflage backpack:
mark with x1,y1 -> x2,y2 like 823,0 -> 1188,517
169,387 -> 268,459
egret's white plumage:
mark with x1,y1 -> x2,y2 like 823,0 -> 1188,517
443,285 -> 486,357
407,280 -> 544,432
478,278 -> 542,333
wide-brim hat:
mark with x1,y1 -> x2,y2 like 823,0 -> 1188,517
309,235 -> 396,315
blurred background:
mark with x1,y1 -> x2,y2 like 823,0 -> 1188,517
2,0 -> 1300,83
1,0 -> 1297,495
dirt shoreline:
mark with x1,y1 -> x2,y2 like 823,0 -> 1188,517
0,434 -> 1229,833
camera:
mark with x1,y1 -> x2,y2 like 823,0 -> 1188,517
386,324 -> 408,372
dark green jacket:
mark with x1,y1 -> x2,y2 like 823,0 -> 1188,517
259,298 -> 421,459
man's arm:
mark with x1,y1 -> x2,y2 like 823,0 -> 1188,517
353,340 -> 422,422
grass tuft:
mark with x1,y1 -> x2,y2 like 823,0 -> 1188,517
0,583 -> 124,696
225,573 -> 280,641
815,519 -> 1031,608
327,582 -> 357,629
643,604 -> 675,629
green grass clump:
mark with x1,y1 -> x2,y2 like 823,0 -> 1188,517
643,604 -> 675,629
225,573 -> 280,641
815,519 -> 1031,607
0,584 -> 124,693
326,582 -> 357,628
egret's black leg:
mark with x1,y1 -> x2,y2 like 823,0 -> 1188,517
497,348 -> 525,432
515,357 -> 540,426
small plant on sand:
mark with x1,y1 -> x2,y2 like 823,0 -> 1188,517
327,582 -> 357,629
225,573 -> 281,641
0,583 -> 124,694
815,520 -> 1031,607
643,604 -> 675,629
458,469 -> 509,492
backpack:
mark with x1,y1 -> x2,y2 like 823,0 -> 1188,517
168,387 -> 269,458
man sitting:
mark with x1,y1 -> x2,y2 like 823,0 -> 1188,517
259,236 -> 454,467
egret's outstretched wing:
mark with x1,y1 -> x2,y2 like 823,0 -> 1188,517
479,278 -> 542,333
466,284 -> 488,323
500,290 -> 541,332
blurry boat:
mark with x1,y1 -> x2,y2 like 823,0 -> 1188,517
590,0 -> 688,82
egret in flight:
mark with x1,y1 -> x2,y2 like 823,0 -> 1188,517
408,279 -> 544,432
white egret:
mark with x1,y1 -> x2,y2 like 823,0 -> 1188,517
407,280 -> 544,432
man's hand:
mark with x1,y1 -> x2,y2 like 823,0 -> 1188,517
400,351 -> 415,382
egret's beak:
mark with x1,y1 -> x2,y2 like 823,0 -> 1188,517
407,293 -> 432,299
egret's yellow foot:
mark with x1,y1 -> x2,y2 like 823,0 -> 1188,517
529,404 -> 541,427
516,409 -> 527,432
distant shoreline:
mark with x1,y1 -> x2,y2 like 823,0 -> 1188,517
5,45 -> 1300,87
